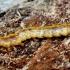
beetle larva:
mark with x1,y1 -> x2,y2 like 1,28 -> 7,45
0,23 -> 70,50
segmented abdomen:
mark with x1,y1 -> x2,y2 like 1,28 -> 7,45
0,23 -> 70,49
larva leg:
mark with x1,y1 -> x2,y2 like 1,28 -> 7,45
7,47 -> 11,52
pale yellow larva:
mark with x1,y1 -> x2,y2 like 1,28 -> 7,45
0,23 -> 70,50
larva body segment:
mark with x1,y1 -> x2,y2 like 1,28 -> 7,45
52,27 -> 69,37
30,30 -> 38,38
38,30 -> 44,38
0,23 -> 70,49
34,30 -> 43,38
0,38 -> 12,48
52,28 -> 61,37
60,27 -> 68,36
26,31 -> 32,39
44,29 -> 53,38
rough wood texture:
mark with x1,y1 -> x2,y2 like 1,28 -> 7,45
0,0 -> 70,70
